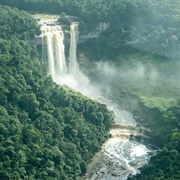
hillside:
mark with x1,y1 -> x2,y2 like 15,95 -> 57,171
0,5 -> 113,179
0,0 -> 180,179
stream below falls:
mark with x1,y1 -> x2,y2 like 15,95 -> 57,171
85,98 -> 156,180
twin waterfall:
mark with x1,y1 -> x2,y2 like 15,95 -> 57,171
41,23 -> 79,83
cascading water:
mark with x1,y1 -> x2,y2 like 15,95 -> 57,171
41,22 -> 80,77
69,22 -> 79,74
41,22 -> 90,94
41,25 -> 67,80
41,20 -> 156,180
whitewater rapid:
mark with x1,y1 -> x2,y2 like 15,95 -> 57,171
86,139 -> 151,180
85,100 -> 154,180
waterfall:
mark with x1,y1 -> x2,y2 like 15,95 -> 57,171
41,22 -> 90,93
41,23 -> 79,79
40,21 -> 156,180
46,31 -> 55,78
41,25 -> 67,79
69,22 -> 79,74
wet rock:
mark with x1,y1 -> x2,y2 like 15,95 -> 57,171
129,161 -> 139,166
99,167 -> 107,173
111,172 -> 118,176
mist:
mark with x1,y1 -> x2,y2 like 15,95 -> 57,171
129,0 -> 180,59
56,69 -> 102,100
91,60 -> 160,90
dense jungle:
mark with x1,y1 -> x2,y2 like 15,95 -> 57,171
0,0 -> 180,179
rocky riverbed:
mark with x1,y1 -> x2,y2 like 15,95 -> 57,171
85,100 -> 157,180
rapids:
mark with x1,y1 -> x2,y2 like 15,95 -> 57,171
86,139 -> 151,180
84,100 -> 155,180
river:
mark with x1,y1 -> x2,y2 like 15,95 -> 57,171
85,99 -> 156,180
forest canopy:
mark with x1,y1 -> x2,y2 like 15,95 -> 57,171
0,5 -> 113,179
0,5 -> 40,40
0,1 -> 180,179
